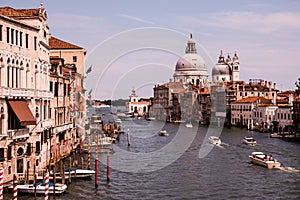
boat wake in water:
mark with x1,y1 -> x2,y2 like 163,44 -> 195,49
276,166 -> 300,175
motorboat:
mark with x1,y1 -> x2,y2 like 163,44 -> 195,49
83,136 -> 114,148
208,136 -> 221,145
173,120 -> 185,123
249,152 -> 281,169
51,168 -> 95,178
185,122 -> 193,128
9,181 -> 67,194
115,118 -> 122,124
243,137 -> 257,146
159,130 -> 168,136
146,117 -> 156,121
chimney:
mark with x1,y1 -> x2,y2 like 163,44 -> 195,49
273,82 -> 276,90
269,81 -> 272,91
265,80 -> 267,86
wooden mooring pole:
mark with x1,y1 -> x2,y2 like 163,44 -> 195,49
95,135 -> 99,188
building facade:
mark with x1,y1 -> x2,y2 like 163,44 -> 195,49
127,89 -> 151,117
0,5 -> 53,183
49,36 -> 86,143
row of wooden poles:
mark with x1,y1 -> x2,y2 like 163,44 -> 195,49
88,135 -> 111,188
0,135 -> 112,199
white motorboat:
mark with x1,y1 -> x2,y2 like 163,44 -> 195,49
51,168 -> 95,178
146,117 -> 156,121
243,137 -> 257,146
208,136 -> 221,145
249,152 -> 281,169
115,118 -> 122,124
9,182 -> 67,194
159,130 -> 168,136
83,136 -> 114,148
185,122 -> 193,128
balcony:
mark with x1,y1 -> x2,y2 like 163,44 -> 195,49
34,90 -> 53,99
41,119 -> 53,128
8,128 -> 30,140
0,87 -> 34,98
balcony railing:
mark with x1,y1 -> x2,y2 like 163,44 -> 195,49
0,87 -> 34,98
8,128 -> 30,140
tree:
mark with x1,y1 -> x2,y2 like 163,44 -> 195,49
295,78 -> 300,95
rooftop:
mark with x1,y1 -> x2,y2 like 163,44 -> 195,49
234,96 -> 271,104
49,36 -> 84,50
0,6 -> 47,20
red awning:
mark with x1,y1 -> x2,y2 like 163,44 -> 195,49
8,100 -> 36,126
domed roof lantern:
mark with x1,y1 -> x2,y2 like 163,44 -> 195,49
185,33 -> 197,54
218,50 -> 225,63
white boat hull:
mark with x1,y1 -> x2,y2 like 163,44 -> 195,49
52,169 -> 95,178
9,183 -> 67,194
208,136 -> 221,145
159,130 -> 168,136
243,138 -> 256,146
249,152 -> 280,169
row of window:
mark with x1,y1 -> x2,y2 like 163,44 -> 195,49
49,82 -> 70,97
277,112 -> 291,120
0,24 -> 37,50
233,112 -> 292,121
239,91 -> 275,97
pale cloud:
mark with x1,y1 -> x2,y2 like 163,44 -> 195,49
119,14 -> 154,25
177,12 -> 300,34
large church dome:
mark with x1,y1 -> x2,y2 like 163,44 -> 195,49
173,34 -> 209,86
176,53 -> 206,71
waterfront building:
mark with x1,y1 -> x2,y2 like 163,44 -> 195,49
196,86 -> 211,124
293,97 -> 300,133
231,96 -> 271,129
272,91 -> 295,132
127,89 -> 151,117
49,36 -> 87,143
151,82 -> 185,121
49,56 -> 75,159
0,5 -> 53,183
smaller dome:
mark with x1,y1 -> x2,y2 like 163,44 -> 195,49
212,63 -> 232,76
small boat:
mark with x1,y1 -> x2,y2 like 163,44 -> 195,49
185,122 -> 193,128
146,117 -> 156,121
159,130 -> 168,136
115,118 -> 122,124
249,152 -> 281,169
51,168 -> 95,178
9,181 -> 67,194
173,120 -> 185,123
243,136 -> 257,146
208,136 -> 221,145
83,136 -> 114,148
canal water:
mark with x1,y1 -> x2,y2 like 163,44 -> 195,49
4,110 -> 300,199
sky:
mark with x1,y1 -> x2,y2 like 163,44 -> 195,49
1,0 -> 300,100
